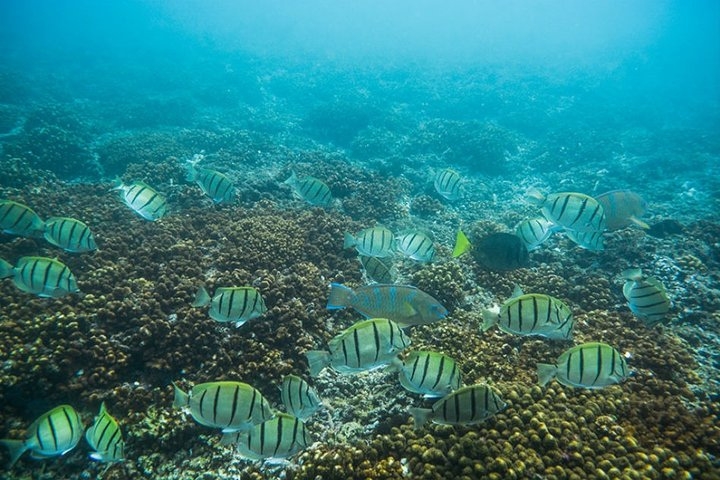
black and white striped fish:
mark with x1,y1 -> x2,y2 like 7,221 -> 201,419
0,256 -> 79,298
409,384 -> 506,429
622,268 -> 671,325
85,402 -> 125,462
187,164 -> 235,204
343,227 -> 395,258
114,181 -> 167,221
191,286 -> 267,326
0,199 -> 44,237
396,231 -> 435,262
537,342 -> 628,389
280,375 -> 322,420
284,172 -> 332,206
527,189 -> 606,233
434,168 -> 461,201
173,381 -> 274,433
305,318 -> 411,376
0,404 -> 83,467
565,229 -> 605,251
221,413 -> 312,460
359,255 -> 394,284
515,217 -> 556,251
392,350 -> 463,398
43,217 -> 97,253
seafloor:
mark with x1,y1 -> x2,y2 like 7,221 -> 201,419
0,62 -> 718,480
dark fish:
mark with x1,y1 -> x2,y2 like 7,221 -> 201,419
455,230 -> 529,271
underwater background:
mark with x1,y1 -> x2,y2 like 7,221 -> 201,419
0,0 -> 719,478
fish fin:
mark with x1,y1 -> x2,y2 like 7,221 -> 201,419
0,438 -> 28,468
452,229 -> 471,258
536,363 -> 557,387
220,432 -> 242,445
525,187 -> 545,205
326,283 -> 353,310
630,216 -> 650,229
283,171 -> 298,186
305,350 -> 331,377
342,232 -> 356,250
481,307 -> 500,332
510,284 -> 524,298
172,382 -> 189,408
408,407 -> 433,430
387,356 -> 404,372
185,163 -> 198,182
621,268 -> 643,281
0,259 -> 14,279
191,286 -> 211,308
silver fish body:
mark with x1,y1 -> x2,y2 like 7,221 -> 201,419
434,168 -> 461,200
326,283 -> 447,327
192,286 -> 267,326
537,342 -> 628,389
396,232 -> 435,262
622,269 -> 670,325
409,384 -> 506,429
343,227 -> 395,258
173,381 -> 274,432
85,402 -> 125,462
115,181 -> 167,221
515,217 -> 556,250
305,318 -> 411,376
221,413 -> 312,460
187,165 -> 235,204
284,172 -> 332,206
0,200 -> 44,237
565,229 -> 605,251
359,255 -> 394,284
529,190 -> 606,233
483,292 -> 574,340
0,404 -> 83,467
393,350 -> 462,398
0,256 -> 79,298
280,375 -> 321,420
43,217 -> 97,253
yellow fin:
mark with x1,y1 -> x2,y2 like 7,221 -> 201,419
452,229 -> 472,258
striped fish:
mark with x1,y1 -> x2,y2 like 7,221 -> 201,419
359,255 -> 394,284
392,350 -> 462,398
280,375 -> 322,420
595,190 -> 649,230
326,283 -> 447,327
434,168 -> 461,201
0,199 -> 44,237
537,342 -> 628,389
409,384 -> 506,429
173,381 -> 274,432
622,268 -> 671,325
0,404 -> 83,468
396,231 -> 435,262
527,189 -> 606,233
343,227 -> 395,258
114,181 -> 167,221
221,413 -> 311,460
483,288 -> 574,340
305,318 -> 411,376
191,286 -> 267,326
284,172 -> 332,206
0,256 -> 79,298
43,217 -> 97,253
515,217 -> 556,251
565,228 -> 604,251
187,164 -> 235,204
85,402 -> 125,462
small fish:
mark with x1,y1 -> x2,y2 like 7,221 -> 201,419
527,189 -> 606,233
622,268 -> 671,325
396,231 -> 435,262
280,375 -> 322,420
326,283 -> 447,327
192,286 -> 267,326
482,287 -> 574,340
391,350 -> 463,398
537,342 -> 628,389
565,229 -> 604,251
453,230 -> 529,271
515,217 -> 556,251
0,256 -> 80,298
434,168 -> 461,201
186,164 -> 235,204
595,190 -> 649,231
221,413 -> 312,460
284,172 -> 332,206
85,402 -> 125,462
43,217 -> 97,253
114,180 -> 167,221
0,404 -> 83,468
0,199 -> 44,237
409,384 -> 506,429
305,318 -> 411,376
343,227 -> 395,258
173,381 -> 274,433
359,255 -> 394,284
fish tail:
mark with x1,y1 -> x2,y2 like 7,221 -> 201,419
283,171 -> 298,186
342,232 -> 356,250
536,363 -> 557,387
172,382 -> 189,408
408,407 -> 432,430
109,178 -> 123,190
0,438 -> 28,468
481,308 -> 500,332
326,283 -> 353,310
305,350 -> 331,377
191,286 -> 211,308
452,229 -> 471,258
525,187 -> 545,205
0,258 -> 13,279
